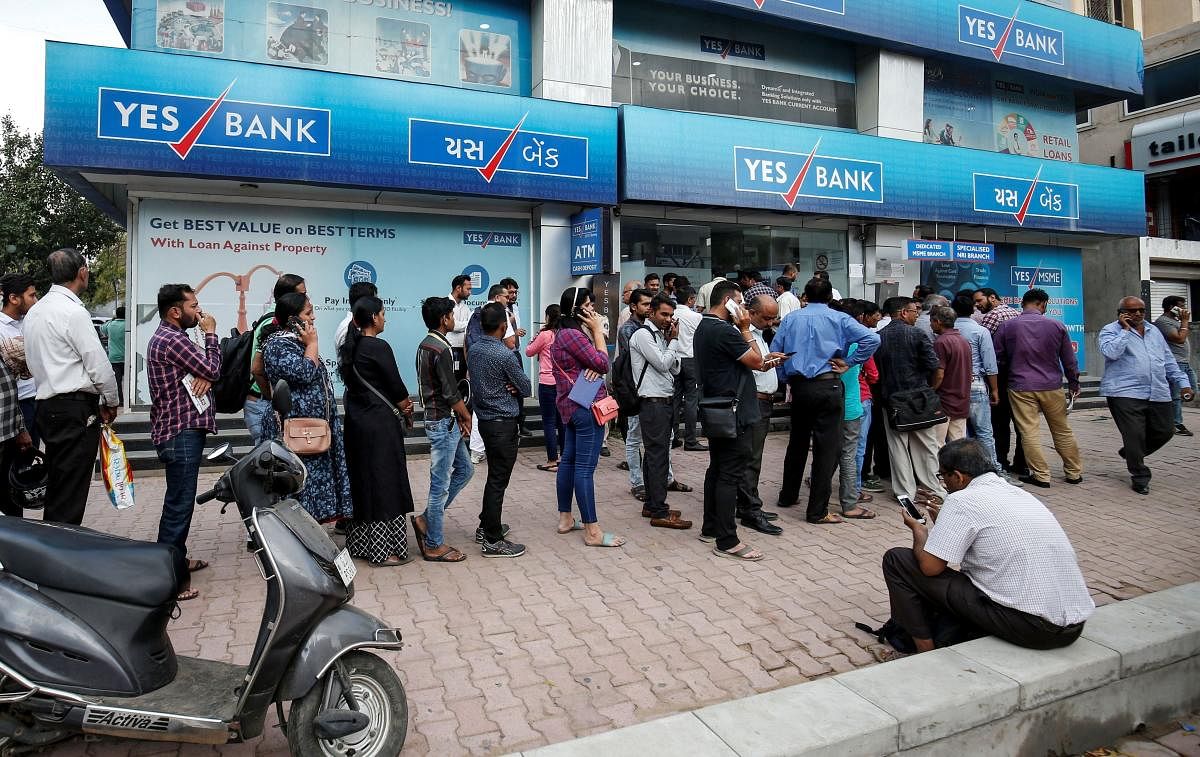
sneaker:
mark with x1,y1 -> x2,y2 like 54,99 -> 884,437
862,476 -> 886,493
470,452 -> 485,465
1000,472 -> 1025,488
1177,424 -> 1194,437
482,538 -> 526,558
475,524 -> 511,543
519,428 -> 534,438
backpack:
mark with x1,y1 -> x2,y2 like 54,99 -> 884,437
211,314 -> 272,414
611,326 -> 651,415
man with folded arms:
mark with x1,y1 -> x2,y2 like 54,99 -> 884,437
882,439 -> 1093,652
1099,296 -> 1194,495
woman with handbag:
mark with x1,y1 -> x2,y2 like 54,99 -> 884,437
259,292 -> 354,525
338,295 -> 418,566
550,287 -> 625,548
525,304 -> 565,472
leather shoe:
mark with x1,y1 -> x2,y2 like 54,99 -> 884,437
739,515 -> 783,535
651,513 -> 692,529
760,510 -> 779,521
1018,475 -> 1051,489
738,510 -> 780,522
672,437 -> 684,449
1064,476 -> 1083,485
684,442 -> 709,451
1132,483 -> 1150,495
643,508 -> 681,519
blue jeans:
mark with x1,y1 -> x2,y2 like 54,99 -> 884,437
1173,361 -> 1197,425
538,383 -> 564,462
557,406 -> 603,523
155,429 -> 207,555
18,398 -> 38,448
967,381 -> 1002,472
424,416 -> 474,548
244,397 -> 272,446
856,398 -> 872,488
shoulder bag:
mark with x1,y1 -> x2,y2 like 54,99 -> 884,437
355,364 -> 412,433
697,371 -> 747,440
282,360 -> 333,455
886,386 -> 948,432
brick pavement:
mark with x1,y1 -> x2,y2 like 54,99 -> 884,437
27,407 -> 1200,755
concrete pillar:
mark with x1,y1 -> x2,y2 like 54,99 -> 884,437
533,204 -> 575,319
531,0 -> 613,105
855,49 -> 925,142
864,223 -> 921,303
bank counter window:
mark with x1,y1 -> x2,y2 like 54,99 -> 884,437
619,220 -> 848,297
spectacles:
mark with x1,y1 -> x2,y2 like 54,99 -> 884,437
1119,308 -> 1145,313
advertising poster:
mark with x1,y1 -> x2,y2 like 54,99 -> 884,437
156,0 -> 225,52
920,244 -> 1085,370
923,61 -> 1078,162
131,199 -> 531,404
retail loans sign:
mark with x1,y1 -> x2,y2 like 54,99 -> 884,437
97,83 -> 332,159
734,139 -> 883,208
958,3 -> 1065,66
409,115 -> 589,182
906,239 -> 996,263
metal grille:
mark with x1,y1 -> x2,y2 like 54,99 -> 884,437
1086,0 -> 1114,22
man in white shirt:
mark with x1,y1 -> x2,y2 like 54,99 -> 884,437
774,277 -> 803,320
696,272 -> 730,317
447,274 -> 474,384
0,273 -> 40,442
501,278 -> 532,438
334,281 -> 378,352
616,279 -> 642,333
736,295 -> 783,536
672,286 -> 706,451
882,439 -> 1093,653
23,249 -> 120,525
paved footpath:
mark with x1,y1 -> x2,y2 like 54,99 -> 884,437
33,408 -> 1200,755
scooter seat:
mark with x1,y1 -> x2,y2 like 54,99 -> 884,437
0,517 -> 184,607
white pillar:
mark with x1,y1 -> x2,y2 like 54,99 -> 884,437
855,49 -> 925,142
531,0 -> 613,105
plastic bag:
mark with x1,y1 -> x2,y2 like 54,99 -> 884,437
100,424 -> 135,510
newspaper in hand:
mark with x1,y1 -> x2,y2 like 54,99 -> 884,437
182,374 -> 211,413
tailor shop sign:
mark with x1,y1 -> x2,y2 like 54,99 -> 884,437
43,42 -> 617,205
1131,116 -> 1200,174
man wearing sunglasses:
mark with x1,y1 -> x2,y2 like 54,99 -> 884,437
1099,296 -> 1195,495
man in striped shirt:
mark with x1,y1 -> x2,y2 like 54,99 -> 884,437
974,287 -> 1026,477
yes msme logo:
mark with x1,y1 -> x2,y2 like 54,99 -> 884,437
958,3 -> 1065,66
97,82 -> 331,160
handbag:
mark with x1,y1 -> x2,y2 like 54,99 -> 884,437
697,372 -> 747,440
354,364 -> 411,433
282,374 -> 333,456
886,386 -> 948,432
591,394 -> 620,426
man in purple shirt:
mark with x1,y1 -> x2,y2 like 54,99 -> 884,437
147,284 -> 220,601
993,289 -> 1082,489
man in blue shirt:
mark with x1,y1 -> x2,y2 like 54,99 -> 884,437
771,278 -> 879,524
1099,296 -> 1193,495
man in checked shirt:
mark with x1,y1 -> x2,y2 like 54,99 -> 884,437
147,284 -> 221,601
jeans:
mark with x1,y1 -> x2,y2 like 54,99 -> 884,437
838,415 -> 863,513
424,416 -> 474,548
537,383 -> 564,462
18,398 -> 38,448
967,381 -> 1002,472
244,397 -> 272,446
155,429 -> 207,554
856,398 -> 872,488
1107,397 -> 1175,487
557,407 -> 603,523
1172,360 -> 1197,425
478,418 -> 519,544
674,357 -> 700,445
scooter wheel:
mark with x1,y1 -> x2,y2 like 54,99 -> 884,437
287,651 -> 408,757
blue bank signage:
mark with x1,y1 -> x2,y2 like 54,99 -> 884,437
1010,266 -> 1063,287
570,208 -> 605,276
45,42 -> 617,205
972,171 -> 1079,224
958,5 -> 1065,66
953,242 -> 995,263
463,230 -> 524,248
907,240 -> 996,262
734,143 -> 883,207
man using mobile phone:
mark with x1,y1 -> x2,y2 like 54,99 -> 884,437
1153,295 -> 1195,436
1100,296 -> 1195,495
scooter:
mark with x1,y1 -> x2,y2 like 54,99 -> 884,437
0,382 -> 407,755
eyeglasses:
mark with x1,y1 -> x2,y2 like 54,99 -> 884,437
1119,308 -> 1145,314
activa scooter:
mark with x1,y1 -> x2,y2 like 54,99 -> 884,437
0,382 -> 407,755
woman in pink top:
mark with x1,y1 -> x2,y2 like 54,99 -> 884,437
526,304 -> 564,471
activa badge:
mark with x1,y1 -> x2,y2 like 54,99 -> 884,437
97,82 -> 332,160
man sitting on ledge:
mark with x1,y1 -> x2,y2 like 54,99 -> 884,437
882,438 -> 1094,652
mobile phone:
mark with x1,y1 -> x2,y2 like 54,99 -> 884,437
783,352 -> 796,357
724,300 -> 742,319
1172,306 -> 1184,318
898,496 -> 926,524
287,316 -> 304,333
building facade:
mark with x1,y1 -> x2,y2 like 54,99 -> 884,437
46,0 -> 1147,402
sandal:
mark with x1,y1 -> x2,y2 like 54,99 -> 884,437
176,587 -> 200,601
410,515 -> 429,559
842,507 -> 877,520
713,544 -> 764,561
186,559 -> 209,573
807,514 -> 845,525
584,532 -> 625,548
370,555 -> 414,567
666,480 -> 692,493
423,546 -> 467,563
537,462 -> 559,472
631,486 -> 647,502
557,518 -> 585,534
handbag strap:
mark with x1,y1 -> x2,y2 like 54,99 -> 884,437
354,364 -> 401,418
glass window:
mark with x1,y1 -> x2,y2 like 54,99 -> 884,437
1126,52 -> 1200,114
1075,108 -> 1090,126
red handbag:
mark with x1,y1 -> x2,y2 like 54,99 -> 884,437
591,395 -> 619,426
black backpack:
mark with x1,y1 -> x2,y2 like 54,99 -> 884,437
211,314 -> 272,414
611,326 -> 651,414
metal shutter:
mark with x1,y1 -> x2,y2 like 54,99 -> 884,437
1150,279 -> 1190,319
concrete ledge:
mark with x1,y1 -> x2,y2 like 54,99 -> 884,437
517,582 -> 1200,757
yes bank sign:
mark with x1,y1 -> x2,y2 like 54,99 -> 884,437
958,4 -> 1065,66
734,141 -> 883,209
97,85 -> 331,159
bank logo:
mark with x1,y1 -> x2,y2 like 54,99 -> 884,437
700,35 -> 766,61
1011,265 -> 1063,288
958,3 -> 1065,66
344,261 -> 377,287
409,116 -> 589,184
734,140 -> 884,209
973,167 -> 1079,225
97,82 -> 332,160
463,231 -> 523,248
751,0 -> 845,14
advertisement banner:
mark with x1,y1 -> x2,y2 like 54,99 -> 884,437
621,105 -> 1145,236
130,199 -> 531,403
920,243 -> 1085,370
924,60 -> 1079,162
44,43 -> 617,206
131,0 -> 532,95
570,209 -> 604,276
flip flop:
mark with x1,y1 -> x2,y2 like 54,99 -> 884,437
370,555 -> 414,567
557,518 -> 584,534
842,507 -> 877,520
410,515 -> 429,559
585,532 -> 625,548
186,559 -> 209,573
713,544 -> 764,561
537,463 -> 559,472
176,587 -> 200,601
423,546 -> 466,563
666,480 -> 693,493
807,514 -> 845,525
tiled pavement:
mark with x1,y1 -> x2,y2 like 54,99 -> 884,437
31,407 -> 1200,755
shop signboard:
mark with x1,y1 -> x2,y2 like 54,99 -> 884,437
44,42 -> 617,206
953,241 -> 995,263
920,243 -> 1084,369
570,209 -> 605,276
621,105 -> 1145,236
130,198 -> 531,402
906,240 -> 996,262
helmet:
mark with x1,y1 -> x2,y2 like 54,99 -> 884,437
9,449 -> 47,510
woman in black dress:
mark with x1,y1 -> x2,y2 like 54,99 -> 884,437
338,296 -> 416,566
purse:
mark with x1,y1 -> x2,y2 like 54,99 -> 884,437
355,364 -> 411,432
886,386 -> 949,432
282,374 -> 333,456
591,395 -> 620,426
697,372 -> 747,440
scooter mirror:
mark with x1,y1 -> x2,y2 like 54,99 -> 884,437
272,380 -> 292,416
205,442 -> 232,461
